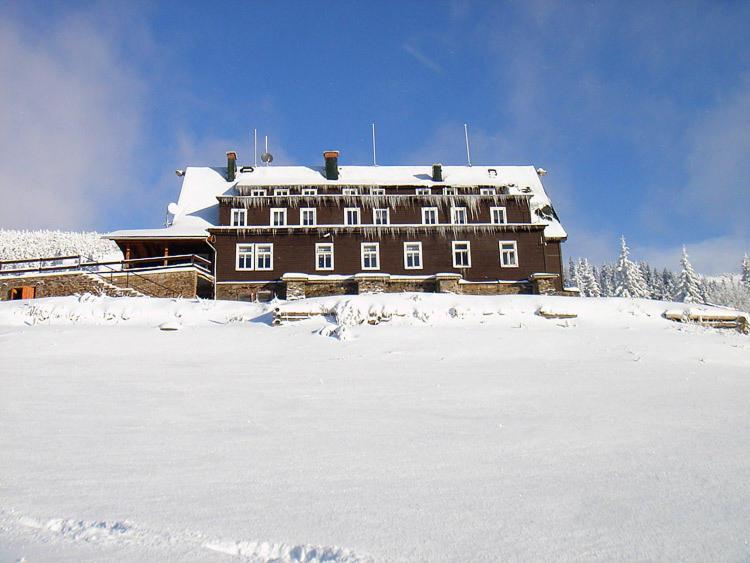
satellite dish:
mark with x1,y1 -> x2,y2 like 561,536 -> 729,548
167,202 -> 180,215
261,152 -> 273,163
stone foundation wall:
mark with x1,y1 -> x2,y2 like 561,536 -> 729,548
107,269 -> 200,298
1,273 -> 118,300
386,280 -> 437,293
459,282 -> 531,295
216,282 -> 281,301
305,282 -> 357,297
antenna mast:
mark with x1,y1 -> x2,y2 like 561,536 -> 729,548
265,136 -> 269,166
253,129 -> 257,167
371,123 -> 377,166
464,123 -> 472,167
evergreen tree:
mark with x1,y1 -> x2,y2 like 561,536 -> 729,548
674,247 -> 703,303
742,254 -> 750,288
614,236 -> 649,298
662,268 -> 676,301
578,258 -> 601,297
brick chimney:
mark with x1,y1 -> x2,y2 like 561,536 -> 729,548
323,150 -> 340,180
226,151 -> 237,182
432,163 -> 443,182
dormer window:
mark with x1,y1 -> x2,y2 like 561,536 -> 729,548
250,188 -> 267,197
274,188 -> 290,196
230,208 -> 247,227
369,187 -> 386,195
443,187 -> 457,196
416,188 -> 431,195
342,188 -> 359,196
480,187 -> 496,195
301,187 -> 318,196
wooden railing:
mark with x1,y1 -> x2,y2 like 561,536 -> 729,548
0,254 -> 213,278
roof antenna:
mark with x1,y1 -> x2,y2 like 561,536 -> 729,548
371,123 -> 378,166
464,123 -> 472,167
261,135 -> 273,165
253,129 -> 258,167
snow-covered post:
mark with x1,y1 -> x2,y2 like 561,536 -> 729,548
674,247 -> 703,303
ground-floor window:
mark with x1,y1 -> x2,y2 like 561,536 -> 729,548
316,243 -> 334,270
361,242 -> 380,270
499,240 -> 518,267
236,243 -> 273,271
452,241 -> 471,268
404,242 -> 423,269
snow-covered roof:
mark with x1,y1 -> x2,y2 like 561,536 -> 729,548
107,164 -> 566,240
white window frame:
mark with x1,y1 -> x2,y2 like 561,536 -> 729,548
369,187 -> 386,195
315,243 -> 334,271
421,207 -> 438,225
490,206 -> 507,224
274,188 -> 290,196
403,242 -> 423,270
361,242 -> 380,270
480,187 -> 497,195
236,243 -> 255,271
255,243 -> 273,270
230,208 -> 247,227
451,206 -> 468,225
270,208 -> 287,226
499,240 -> 519,268
250,188 -> 267,197
416,187 -> 431,195
301,187 -> 318,196
342,188 -> 359,196
344,207 -> 361,225
452,241 -> 471,268
443,187 -> 457,196
373,208 -> 390,225
300,208 -> 317,226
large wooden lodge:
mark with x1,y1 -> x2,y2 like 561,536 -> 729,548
104,150 -> 568,300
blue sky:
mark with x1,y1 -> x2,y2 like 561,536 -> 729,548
1,0 -> 749,273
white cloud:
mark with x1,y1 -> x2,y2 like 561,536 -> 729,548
402,43 -> 444,74
0,16 -> 144,230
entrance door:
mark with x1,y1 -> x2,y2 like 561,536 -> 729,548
9,286 -> 36,300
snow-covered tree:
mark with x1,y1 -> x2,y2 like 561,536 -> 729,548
742,254 -> 750,288
614,236 -> 649,298
578,258 -> 601,297
599,264 -> 615,297
674,247 -> 703,303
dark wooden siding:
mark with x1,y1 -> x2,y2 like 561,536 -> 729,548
213,230 -> 553,282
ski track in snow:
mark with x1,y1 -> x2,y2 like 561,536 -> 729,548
1,508 -> 371,562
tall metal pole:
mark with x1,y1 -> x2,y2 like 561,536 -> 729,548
265,135 -> 269,166
372,123 -> 377,166
253,129 -> 257,167
464,123 -> 472,167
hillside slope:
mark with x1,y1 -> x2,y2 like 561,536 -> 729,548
1,294 -> 749,562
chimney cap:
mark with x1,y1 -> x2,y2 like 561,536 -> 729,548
323,150 -> 340,159
226,151 -> 237,158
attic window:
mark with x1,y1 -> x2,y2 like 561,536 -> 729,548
488,168 -> 497,177
443,187 -> 457,196
342,188 -> 359,196
480,188 -> 496,195
274,188 -> 290,196
250,188 -> 267,197
369,187 -> 386,195
301,187 -> 318,195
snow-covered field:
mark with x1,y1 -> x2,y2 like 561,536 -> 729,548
1,294 -> 749,562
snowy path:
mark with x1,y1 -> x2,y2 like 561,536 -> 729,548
1,295 -> 749,561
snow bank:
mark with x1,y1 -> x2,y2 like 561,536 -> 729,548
0,229 -> 122,262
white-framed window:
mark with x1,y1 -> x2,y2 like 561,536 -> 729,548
236,243 -> 254,270
490,207 -> 507,224
230,208 -> 247,227
302,187 -> 318,195
370,187 -> 386,195
255,243 -> 273,270
422,207 -> 438,225
361,242 -> 380,270
235,243 -> 274,271
480,187 -> 497,195
300,208 -> 317,226
416,187 -> 431,195
344,208 -> 361,225
270,208 -> 287,226
499,240 -> 519,268
373,208 -> 390,225
452,241 -> 471,268
451,207 -> 468,225
250,188 -> 267,197
404,242 -> 423,270
315,243 -> 334,271
342,188 -> 359,196
443,187 -> 457,196
274,188 -> 290,196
